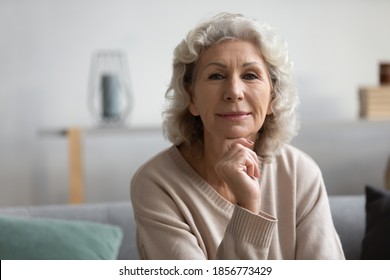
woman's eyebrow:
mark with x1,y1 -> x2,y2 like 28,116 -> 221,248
204,62 -> 227,69
205,61 -> 263,68
242,61 -> 263,68
202,61 -> 265,73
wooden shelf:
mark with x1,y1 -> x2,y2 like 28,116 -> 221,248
39,126 -> 162,204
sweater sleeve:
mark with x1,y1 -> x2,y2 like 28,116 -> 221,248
294,162 -> 345,260
216,205 -> 277,259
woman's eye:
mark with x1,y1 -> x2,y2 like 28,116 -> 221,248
242,73 -> 259,80
208,73 -> 225,80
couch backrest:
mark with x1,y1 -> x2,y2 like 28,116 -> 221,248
0,201 -> 137,260
1,196 -> 366,260
328,195 -> 365,260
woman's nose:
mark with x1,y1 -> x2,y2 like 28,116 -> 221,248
224,75 -> 244,102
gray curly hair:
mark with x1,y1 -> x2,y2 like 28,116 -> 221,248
163,12 -> 299,162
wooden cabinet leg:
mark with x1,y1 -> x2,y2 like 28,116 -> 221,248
68,128 -> 84,204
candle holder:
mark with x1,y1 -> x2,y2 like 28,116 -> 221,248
87,50 -> 133,127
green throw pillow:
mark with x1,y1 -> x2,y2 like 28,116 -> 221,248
0,215 -> 123,260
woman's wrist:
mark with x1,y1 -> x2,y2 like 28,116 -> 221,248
237,199 -> 260,214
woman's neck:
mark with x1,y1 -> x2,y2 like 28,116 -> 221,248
178,141 -> 236,202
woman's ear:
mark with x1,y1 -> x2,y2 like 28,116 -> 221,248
189,103 -> 200,116
266,101 -> 273,115
186,85 -> 200,116
266,95 -> 274,115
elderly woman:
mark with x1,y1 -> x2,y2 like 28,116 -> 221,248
131,12 -> 345,260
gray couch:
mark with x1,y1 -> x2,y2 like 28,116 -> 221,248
0,195 -> 365,260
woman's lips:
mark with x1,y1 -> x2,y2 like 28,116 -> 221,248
217,112 -> 251,120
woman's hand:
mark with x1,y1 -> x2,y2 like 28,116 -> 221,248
215,138 -> 262,213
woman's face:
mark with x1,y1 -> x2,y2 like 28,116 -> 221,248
189,40 -> 273,143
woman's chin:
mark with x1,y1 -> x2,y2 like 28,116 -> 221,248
205,125 -> 259,142
222,129 -> 257,140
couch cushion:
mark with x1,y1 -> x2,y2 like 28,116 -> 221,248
0,215 -> 123,260
361,185 -> 390,260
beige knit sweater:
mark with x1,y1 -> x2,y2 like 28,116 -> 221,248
130,144 -> 345,259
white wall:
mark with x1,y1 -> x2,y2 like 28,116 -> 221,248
1,0 -> 390,206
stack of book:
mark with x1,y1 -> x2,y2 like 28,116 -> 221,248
359,86 -> 390,119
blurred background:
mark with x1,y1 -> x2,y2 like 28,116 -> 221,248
1,0 -> 389,207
